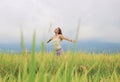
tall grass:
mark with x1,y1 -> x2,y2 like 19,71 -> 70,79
20,29 -> 25,53
40,41 -> 45,55
74,19 -> 80,52
28,31 -> 36,82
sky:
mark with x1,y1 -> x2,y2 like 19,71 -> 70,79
0,0 -> 120,43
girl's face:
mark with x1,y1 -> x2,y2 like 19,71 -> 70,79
54,28 -> 59,34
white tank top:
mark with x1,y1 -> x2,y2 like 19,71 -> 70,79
52,37 -> 61,50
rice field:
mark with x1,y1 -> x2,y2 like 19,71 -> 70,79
0,51 -> 120,82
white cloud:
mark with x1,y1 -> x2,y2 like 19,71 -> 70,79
0,0 -> 120,43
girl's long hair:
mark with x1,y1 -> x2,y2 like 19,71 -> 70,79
57,27 -> 63,40
58,27 -> 62,35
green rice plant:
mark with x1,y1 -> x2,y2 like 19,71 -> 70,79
40,41 -> 45,55
28,31 -> 36,82
22,55 -> 28,82
48,23 -> 52,33
74,19 -> 80,52
20,29 -> 25,54
75,19 -> 81,41
18,66 -> 22,82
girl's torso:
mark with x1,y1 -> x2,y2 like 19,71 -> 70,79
52,36 -> 62,50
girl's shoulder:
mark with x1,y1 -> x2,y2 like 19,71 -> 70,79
58,34 -> 63,40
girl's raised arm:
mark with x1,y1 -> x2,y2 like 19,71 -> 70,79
47,37 -> 54,43
60,35 -> 76,43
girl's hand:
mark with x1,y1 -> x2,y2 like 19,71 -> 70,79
71,40 -> 76,43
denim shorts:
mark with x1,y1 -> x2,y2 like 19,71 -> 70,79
56,48 -> 63,56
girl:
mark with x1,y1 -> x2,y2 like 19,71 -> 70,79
47,27 -> 76,55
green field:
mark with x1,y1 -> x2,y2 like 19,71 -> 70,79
0,52 -> 120,82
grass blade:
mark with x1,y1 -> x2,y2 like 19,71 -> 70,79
28,31 -> 36,82
20,29 -> 25,54
74,19 -> 80,52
